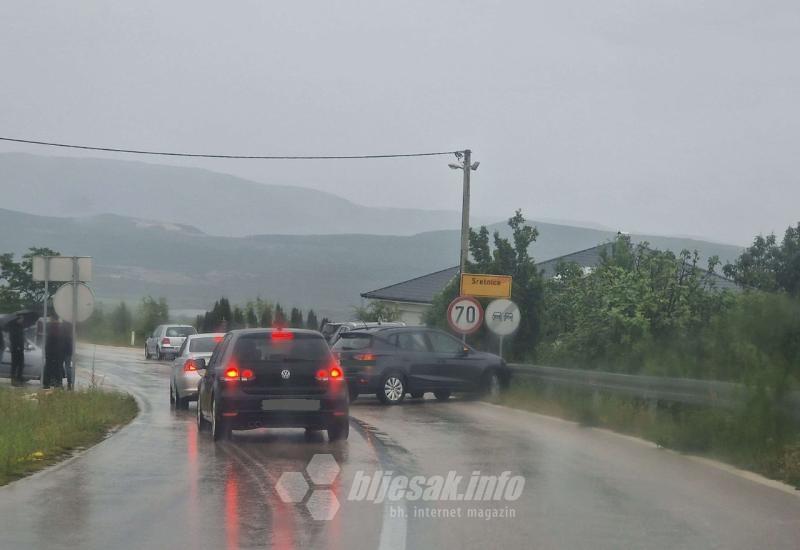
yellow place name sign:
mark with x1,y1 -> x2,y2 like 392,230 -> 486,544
460,273 -> 512,298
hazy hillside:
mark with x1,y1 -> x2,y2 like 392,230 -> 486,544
0,208 -> 743,319
0,153 -> 489,237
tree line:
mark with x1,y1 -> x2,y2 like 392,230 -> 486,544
194,297 -> 321,333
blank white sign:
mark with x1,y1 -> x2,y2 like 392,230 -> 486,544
32,256 -> 92,282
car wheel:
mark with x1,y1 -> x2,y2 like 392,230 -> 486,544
211,397 -> 231,441
170,382 -> 176,405
349,388 -> 359,402
377,373 -> 405,405
176,387 -> 189,410
145,346 -> 150,360
327,418 -> 350,441
410,392 -> 425,399
157,348 -> 164,361
433,390 -> 451,402
483,370 -> 502,400
196,397 -> 209,431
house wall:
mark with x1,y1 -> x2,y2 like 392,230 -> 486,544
378,300 -> 430,325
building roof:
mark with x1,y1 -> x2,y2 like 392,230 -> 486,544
361,243 -> 741,304
361,266 -> 459,304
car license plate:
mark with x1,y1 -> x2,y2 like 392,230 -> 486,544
261,399 -> 320,411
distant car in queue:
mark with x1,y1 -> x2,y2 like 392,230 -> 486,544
145,324 -> 197,360
325,321 -> 406,345
195,328 -> 349,442
170,332 -> 225,409
331,326 -> 511,404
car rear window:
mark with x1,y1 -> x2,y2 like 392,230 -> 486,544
331,333 -> 373,351
234,332 -> 330,363
166,326 -> 196,337
189,336 -> 220,353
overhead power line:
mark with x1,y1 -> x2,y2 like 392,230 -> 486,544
0,136 -> 462,160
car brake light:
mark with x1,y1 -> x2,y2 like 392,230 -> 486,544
224,367 -> 239,380
271,330 -> 293,340
354,353 -> 376,361
213,335 -> 224,343
184,359 -> 197,372
162,337 -> 171,345
241,369 -> 255,381
316,363 -> 344,382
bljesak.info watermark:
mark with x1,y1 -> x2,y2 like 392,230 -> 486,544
275,454 -> 525,521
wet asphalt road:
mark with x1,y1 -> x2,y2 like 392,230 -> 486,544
1,345 -> 799,550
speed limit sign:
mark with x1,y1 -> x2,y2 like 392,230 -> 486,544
447,296 -> 484,335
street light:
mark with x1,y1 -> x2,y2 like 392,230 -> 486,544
448,150 -> 478,280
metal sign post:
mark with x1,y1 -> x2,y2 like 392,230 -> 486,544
484,299 -> 521,361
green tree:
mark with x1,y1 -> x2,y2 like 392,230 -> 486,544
290,307 -> 304,328
724,222 -> 800,296
424,210 -> 544,359
0,247 -> 60,311
244,304 -> 258,327
354,301 -> 400,322
306,309 -> 319,331
110,301 -> 133,337
231,306 -> 245,329
260,304 -> 273,328
274,303 -> 286,327
137,296 -> 169,336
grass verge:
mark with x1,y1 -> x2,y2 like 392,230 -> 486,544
0,386 -> 138,485
497,379 -> 800,488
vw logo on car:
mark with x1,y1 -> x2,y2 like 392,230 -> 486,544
281,369 -> 291,379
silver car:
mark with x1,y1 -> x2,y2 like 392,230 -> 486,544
170,332 -> 224,409
146,324 -> 197,360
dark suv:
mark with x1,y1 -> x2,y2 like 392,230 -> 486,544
196,329 -> 349,441
331,326 -> 510,404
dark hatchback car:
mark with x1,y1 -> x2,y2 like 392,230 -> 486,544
332,326 -> 511,404
196,328 -> 349,442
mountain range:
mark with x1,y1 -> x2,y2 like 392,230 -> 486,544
0,207 -> 743,319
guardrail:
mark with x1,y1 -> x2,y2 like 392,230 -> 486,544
508,363 -> 800,420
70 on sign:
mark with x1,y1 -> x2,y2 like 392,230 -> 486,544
447,296 -> 484,335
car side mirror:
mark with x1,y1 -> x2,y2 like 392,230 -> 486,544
195,358 -> 207,372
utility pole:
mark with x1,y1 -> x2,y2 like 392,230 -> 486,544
459,149 -> 471,276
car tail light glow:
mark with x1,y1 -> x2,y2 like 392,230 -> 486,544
213,335 -> 224,343
161,337 -> 171,345
317,363 -> 344,382
223,367 -> 239,380
241,369 -> 255,381
184,359 -> 197,372
354,353 -> 376,361
271,330 -> 294,341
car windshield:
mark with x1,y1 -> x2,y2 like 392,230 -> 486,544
166,327 -> 196,337
189,336 -> 220,353
234,332 -> 330,363
331,334 -> 373,351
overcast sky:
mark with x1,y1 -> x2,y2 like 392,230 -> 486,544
1,1 -> 798,245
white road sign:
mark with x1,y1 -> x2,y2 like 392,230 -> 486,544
33,256 -> 93,282
53,282 -> 95,323
447,296 -> 484,335
484,299 -> 521,336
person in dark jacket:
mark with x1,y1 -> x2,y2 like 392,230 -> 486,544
44,318 -> 64,389
61,321 -> 74,390
9,316 -> 26,386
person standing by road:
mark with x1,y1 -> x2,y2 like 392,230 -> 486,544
62,321 -> 74,390
9,316 -> 26,386
44,316 -> 64,389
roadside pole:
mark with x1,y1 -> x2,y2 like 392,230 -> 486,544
457,149 -> 473,344
71,257 -> 79,389
459,149 -> 471,276
42,258 -> 49,382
